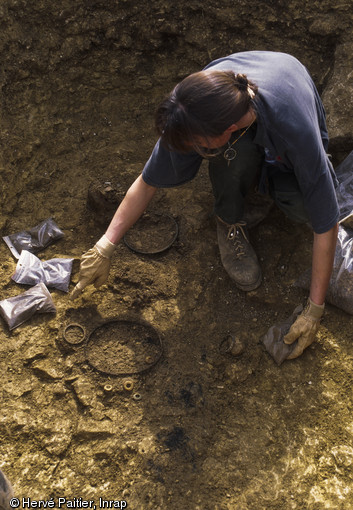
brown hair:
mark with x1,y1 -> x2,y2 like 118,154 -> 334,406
155,70 -> 258,154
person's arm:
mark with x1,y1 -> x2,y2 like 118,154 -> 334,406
105,174 -> 157,244
284,223 -> 338,359
310,223 -> 339,305
70,174 -> 157,299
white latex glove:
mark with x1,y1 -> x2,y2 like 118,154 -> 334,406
283,298 -> 324,359
70,235 -> 116,300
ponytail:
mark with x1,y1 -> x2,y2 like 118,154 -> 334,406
155,70 -> 258,153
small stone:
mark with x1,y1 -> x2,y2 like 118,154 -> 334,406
71,377 -> 98,407
51,383 -> 68,397
32,361 -> 64,381
23,346 -> 47,363
229,337 -> 245,357
75,419 -> 115,439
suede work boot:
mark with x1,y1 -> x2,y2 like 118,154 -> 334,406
216,218 -> 262,291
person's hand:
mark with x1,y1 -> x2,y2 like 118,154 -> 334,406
70,234 -> 116,300
283,298 -> 324,359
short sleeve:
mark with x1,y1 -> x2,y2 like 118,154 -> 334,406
142,139 -> 203,188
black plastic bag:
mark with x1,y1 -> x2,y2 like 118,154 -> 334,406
12,250 -> 73,293
0,282 -> 56,330
3,218 -> 64,259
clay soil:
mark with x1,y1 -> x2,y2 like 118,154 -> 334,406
2,5 -> 353,509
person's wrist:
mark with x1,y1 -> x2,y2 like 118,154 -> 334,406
306,297 -> 325,320
95,234 -> 116,258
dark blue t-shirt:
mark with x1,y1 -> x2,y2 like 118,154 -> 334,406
142,51 -> 339,234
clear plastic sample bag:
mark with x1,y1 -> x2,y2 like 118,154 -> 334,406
296,150 -> 353,315
3,218 -> 64,259
0,282 -> 56,330
12,250 -> 73,293
296,226 -> 353,315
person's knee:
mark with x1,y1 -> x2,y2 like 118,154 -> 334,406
270,189 -> 310,224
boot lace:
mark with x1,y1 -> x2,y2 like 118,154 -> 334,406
226,221 -> 249,259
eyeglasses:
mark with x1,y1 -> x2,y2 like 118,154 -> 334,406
192,144 -> 226,159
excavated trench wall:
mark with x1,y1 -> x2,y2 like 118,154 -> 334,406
1,0 -> 353,226
2,2 -> 353,507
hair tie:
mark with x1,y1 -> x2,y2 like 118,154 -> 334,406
234,73 -> 249,92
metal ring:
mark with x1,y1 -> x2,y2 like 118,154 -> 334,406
219,335 -> 236,355
84,317 -> 163,376
132,393 -> 142,401
219,334 -> 245,357
123,379 -> 134,392
63,323 -> 86,346
123,212 -> 178,255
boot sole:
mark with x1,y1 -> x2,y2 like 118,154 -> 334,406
231,270 -> 262,292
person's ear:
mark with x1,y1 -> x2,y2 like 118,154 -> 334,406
224,123 -> 239,134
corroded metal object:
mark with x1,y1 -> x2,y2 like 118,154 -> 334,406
123,212 -> 178,255
84,317 -> 163,376
219,334 -> 245,357
87,180 -> 122,228
63,323 -> 86,345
